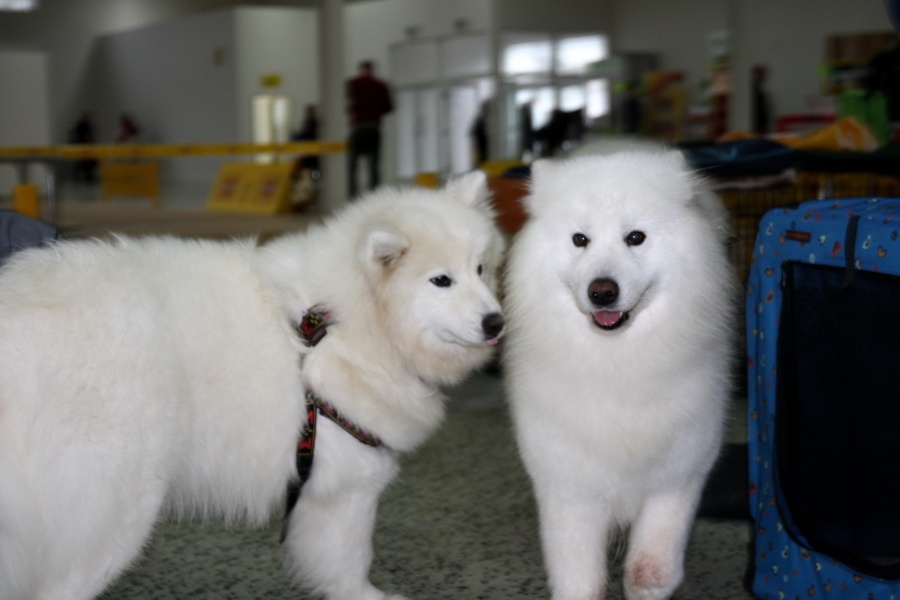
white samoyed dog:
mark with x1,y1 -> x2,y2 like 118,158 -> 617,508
0,172 -> 505,600
503,147 -> 737,600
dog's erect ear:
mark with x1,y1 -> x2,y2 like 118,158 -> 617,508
444,170 -> 489,210
360,223 -> 410,270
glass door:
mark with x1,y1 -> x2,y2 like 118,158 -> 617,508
252,94 -> 291,163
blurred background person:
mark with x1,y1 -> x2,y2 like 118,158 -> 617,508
346,60 -> 393,199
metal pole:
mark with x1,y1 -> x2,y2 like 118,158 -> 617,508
319,0 -> 347,213
44,162 -> 57,226
15,161 -> 27,185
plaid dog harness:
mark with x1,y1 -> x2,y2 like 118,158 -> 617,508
284,307 -> 383,521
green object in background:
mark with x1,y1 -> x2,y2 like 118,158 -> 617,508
838,88 -> 890,146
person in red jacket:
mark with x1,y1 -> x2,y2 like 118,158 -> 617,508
346,60 -> 393,199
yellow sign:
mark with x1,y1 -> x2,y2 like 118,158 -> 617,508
413,172 -> 439,188
100,161 -> 161,206
206,163 -> 293,215
260,74 -> 283,89
12,184 -> 40,218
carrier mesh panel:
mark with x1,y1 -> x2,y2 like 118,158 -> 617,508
776,261 -> 900,579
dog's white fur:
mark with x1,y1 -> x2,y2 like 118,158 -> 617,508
0,172 -> 504,600
503,148 -> 737,600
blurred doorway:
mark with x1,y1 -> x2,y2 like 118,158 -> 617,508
252,94 -> 290,163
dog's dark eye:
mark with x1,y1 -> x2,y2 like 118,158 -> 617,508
430,275 -> 453,287
477,264 -> 484,276
625,231 -> 646,246
572,233 -> 590,248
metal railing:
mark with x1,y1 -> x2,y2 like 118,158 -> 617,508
0,141 -> 346,223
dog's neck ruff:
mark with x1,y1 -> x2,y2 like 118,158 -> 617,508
284,306 -> 384,521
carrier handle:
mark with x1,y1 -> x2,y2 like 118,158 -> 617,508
841,214 -> 860,290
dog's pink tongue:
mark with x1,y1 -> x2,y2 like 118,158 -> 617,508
593,311 -> 623,328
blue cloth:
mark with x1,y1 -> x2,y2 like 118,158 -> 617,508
682,138 -> 795,178
0,210 -> 58,265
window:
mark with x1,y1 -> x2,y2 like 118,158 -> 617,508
501,33 -> 610,157
556,35 -> 608,74
0,0 -> 38,10
502,35 -> 552,76
502,33 -> 608,78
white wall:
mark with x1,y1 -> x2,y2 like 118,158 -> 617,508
0,49 -> 51,194
93,9 -> 239,184
0,2 -> 133,143
95,10 -> 237,145
88,6 -> 319,185
0,0 -> 308,144
0,50 -> 50,146
492,0 -> 611,32
345,0 -> 492,77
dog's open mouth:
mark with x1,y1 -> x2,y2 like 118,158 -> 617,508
592,310 -> 629,331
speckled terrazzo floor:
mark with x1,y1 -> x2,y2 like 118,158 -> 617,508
98,372 -> 755,600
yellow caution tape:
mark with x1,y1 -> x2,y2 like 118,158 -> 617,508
0,141 -> 346,160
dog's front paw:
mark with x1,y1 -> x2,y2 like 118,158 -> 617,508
332,587 -> 409,600
624,555 -> 681,600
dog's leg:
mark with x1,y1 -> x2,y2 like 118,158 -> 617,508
4,438 -> 167,600
283,486 -> 407,600
535,487 -> 611,600
623,482 -> 703,600
23,495 -> 162,600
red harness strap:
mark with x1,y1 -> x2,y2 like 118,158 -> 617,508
284,391 -> 319,518
294,305 -> 331,348
312,392 -> 383,447
283,307 -> 384,526
284,388 -> 384,516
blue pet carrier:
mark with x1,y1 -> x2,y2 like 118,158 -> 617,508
747,197 -> 900,599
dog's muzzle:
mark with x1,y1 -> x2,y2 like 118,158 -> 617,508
588,278 -> 629,331
482,312 -> 505,345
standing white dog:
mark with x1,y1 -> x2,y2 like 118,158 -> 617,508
504,148 -> 737,600
0,172 -> 505,600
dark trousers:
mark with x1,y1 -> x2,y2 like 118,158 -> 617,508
348,124 -> 381,199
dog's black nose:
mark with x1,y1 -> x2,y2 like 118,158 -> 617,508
588,278 -> 619,307
482,312 -> 505,339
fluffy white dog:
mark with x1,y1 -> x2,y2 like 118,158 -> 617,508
504,148 -> 738,600
0,172 -> 505,600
